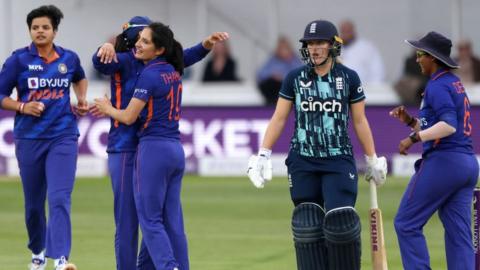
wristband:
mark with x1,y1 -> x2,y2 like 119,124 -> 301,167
18,103 -> 25,114
406,117 -> 417,128
408,131 -> 421,143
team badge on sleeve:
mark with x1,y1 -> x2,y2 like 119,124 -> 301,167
58,63 -> 68,74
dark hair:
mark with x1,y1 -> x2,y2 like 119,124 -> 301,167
27,5 -> 64,31
434,58 -> 451,70
148,22 -> 184,75
114,33 -> 130,52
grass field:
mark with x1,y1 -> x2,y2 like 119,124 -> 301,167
0,175 -> 449,269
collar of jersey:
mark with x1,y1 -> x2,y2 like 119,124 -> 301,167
28,42 -> 64,58
430,68 -> 449,81
143,56 -> 167,69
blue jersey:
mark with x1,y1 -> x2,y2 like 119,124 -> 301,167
132,58 -> 181,140
0,43 -> 85,139
92,42 -> 209,153
279,63 -> 365,158
419,69 -> 473,155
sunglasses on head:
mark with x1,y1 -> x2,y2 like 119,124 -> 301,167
416,51 -> 429,58
122,23 -> 148,31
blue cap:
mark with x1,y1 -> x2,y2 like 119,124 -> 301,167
122,16 -> 152,42
299,20 -> 339,43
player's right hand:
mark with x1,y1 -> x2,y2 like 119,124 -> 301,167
97,42 -> 118,64
365,154 -> 387,186
94,95 -> 113,116
247,148 -> 273,188
23,101 -> 45,117
389,106 -> 414,126
89,104 -> 106,117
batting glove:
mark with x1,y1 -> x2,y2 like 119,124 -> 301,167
365,154 -> 387,186
247,148 -> 273,188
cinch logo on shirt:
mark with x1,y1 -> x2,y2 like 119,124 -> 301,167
300,97 -> 342,112
27,77 -> 69,89
28,64 -> 43,71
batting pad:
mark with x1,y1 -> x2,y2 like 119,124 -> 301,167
291,202 -> 328,270
324,206 -> 361,270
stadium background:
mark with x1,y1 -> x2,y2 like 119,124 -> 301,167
0,0 -> 479,269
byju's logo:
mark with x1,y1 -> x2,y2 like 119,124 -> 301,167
28,78 -> 69,88
300,97 -> 342,112
28,77 -> 39,89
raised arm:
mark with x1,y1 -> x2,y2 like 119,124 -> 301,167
183,32 -> 229,67
92,43 -> 130,75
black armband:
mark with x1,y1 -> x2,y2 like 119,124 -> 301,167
408,131 -> 421,143
406,117 -> 417,128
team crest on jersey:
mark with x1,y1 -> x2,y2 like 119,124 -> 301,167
58,63 -> 68,74
28,77 -> 39,89
299,80 -> 312,88
335,77 -> 343,90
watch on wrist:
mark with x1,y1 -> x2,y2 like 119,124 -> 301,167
408,131 -> 421,143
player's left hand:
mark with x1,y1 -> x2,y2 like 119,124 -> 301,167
247,148 -> 272,188
74,99 -> 89,116
94,95 -> 113,116
399,137 -> 414,155
89,104 -> 106,117
97,42 -> 118,64
365,154 -> 387,186
202,32 -> 230,50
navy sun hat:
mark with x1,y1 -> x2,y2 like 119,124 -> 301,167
122,16 -> 152,42
405,31 -> 459,69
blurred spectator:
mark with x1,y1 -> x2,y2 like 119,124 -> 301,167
256,36 -> 303,105
202,41 -> 239,82
454,40 -> 480,84
393,50 -> 428,106
339,20 -> 385,84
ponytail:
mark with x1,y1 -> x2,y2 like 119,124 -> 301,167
148,22 -> 184,75
167,39 -> 184,75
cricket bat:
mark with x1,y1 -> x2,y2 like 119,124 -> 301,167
369,180 -> 388,270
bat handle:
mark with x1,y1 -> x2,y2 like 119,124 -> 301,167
370,180 -> 379,209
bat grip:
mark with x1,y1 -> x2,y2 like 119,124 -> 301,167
370,180 -> 378,209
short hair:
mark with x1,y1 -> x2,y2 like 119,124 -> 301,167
27,5 -> 64,31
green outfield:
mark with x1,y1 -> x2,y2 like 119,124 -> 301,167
0,175 -> 448,269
